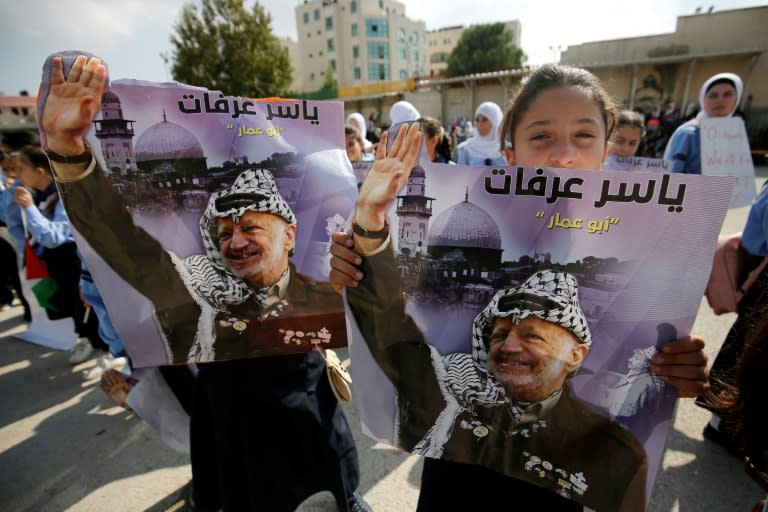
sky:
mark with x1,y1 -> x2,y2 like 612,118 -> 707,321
1,0 -> 765,96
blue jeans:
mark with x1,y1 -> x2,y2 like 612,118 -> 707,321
79,278 -> 126,357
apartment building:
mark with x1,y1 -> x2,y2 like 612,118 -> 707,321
294,0 -> 426,92
426,21 -> 521,77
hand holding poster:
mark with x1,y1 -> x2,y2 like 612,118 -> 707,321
701,116 -> 756,208
40,54 -> 356,367
345,126 -> 734,511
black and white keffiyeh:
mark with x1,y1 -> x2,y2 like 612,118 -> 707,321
169,169 -> 296,362
414,270 -> 591,456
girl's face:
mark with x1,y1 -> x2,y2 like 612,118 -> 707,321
16,159 -> 43,190
609,125 -> 643,157
703,83 -> 738,117
345,134 -> 363,163
475,114 -> 492,137
505,86 -> 609,171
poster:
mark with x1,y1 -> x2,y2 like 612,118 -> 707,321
701,116 -> 756,208
345,159 -> 734,511
604,154 -> 670,173
64,80 -> 356,367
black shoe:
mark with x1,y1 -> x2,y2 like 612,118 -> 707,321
703,424 -> 741,456
348,492 -> 373,512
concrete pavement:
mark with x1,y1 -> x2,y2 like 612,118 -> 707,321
0,171 -> 766,512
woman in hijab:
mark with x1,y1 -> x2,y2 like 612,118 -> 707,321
346,112 -> 374,153
456,102 -> 506,166
663,72 -> 744,174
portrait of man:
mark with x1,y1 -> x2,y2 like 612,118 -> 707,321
348,254 -> 648,511
63,164 -> 345,364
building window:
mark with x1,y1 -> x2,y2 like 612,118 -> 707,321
368,63 -> 389,80
303,12 -> 309,23
367,42 -> 388,59
412,31 -> 419,42
379,0 -> 383,8
350,0 -> 357,13
310,72 -> 315,80
309,53 -> 313,58
314,9 -> 320,20
365,19 -> 388,37
412,49 -> 418,62
331,59 -> 336,71
325,16 -> 333,30
327,38 -> 335,52
398,27 -> 406,40
399,47 -> 406,60
400,70 -> 407,79
352,45 -> 359,58
351,23 -> 358,36
354,67 -> 361,80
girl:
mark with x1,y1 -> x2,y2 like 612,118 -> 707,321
346,112 -> 374,154
609,110 -> 646,157
14,145 -> 108,364
456,102 -> 506,166
419,116 -> 453,164
664,72 -> 744,174
330,64 -> 710,511
699,179 -> 768,454
344,124 -> 373,164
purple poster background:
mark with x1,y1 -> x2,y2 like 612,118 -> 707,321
73,79 -> 356,367
347,160 -> 734,506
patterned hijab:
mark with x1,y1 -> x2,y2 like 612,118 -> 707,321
176,169 -> 296,311
443,270 -> 591,410
414,270 -> 591,455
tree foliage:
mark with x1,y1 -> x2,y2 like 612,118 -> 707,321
446,23 -> 525,76
321,64 -> 337,91
166,0 -> 292,97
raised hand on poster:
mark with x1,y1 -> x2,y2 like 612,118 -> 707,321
42,55 -> 106,156
355,123 -> 421,232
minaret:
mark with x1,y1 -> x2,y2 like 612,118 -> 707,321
93,91 -> 136,174
395,165 -> 434,255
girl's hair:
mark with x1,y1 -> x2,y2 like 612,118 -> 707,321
19,145 -> 52,174
703,309 -> 768,470
418,116 -> 442,139
616,110 -> 646,135
344,124 -> 363,141
500,64 -> 618,150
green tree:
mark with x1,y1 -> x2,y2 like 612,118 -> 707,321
165,0 -> 292,97
321,64 -> 337,91
446,23 -> 525,76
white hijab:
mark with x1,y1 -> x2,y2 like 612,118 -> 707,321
697,72 -> 743,119
346,112 -> 373,151
389,101 -> 421,125
459,102 -> 504,159
346,112 -> 367,140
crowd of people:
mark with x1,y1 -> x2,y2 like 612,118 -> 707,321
0,51 -> 765,512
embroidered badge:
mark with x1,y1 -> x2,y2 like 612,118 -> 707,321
522,452 -> 588,498
459,419 -> 491,440
278,328 -> 333,347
